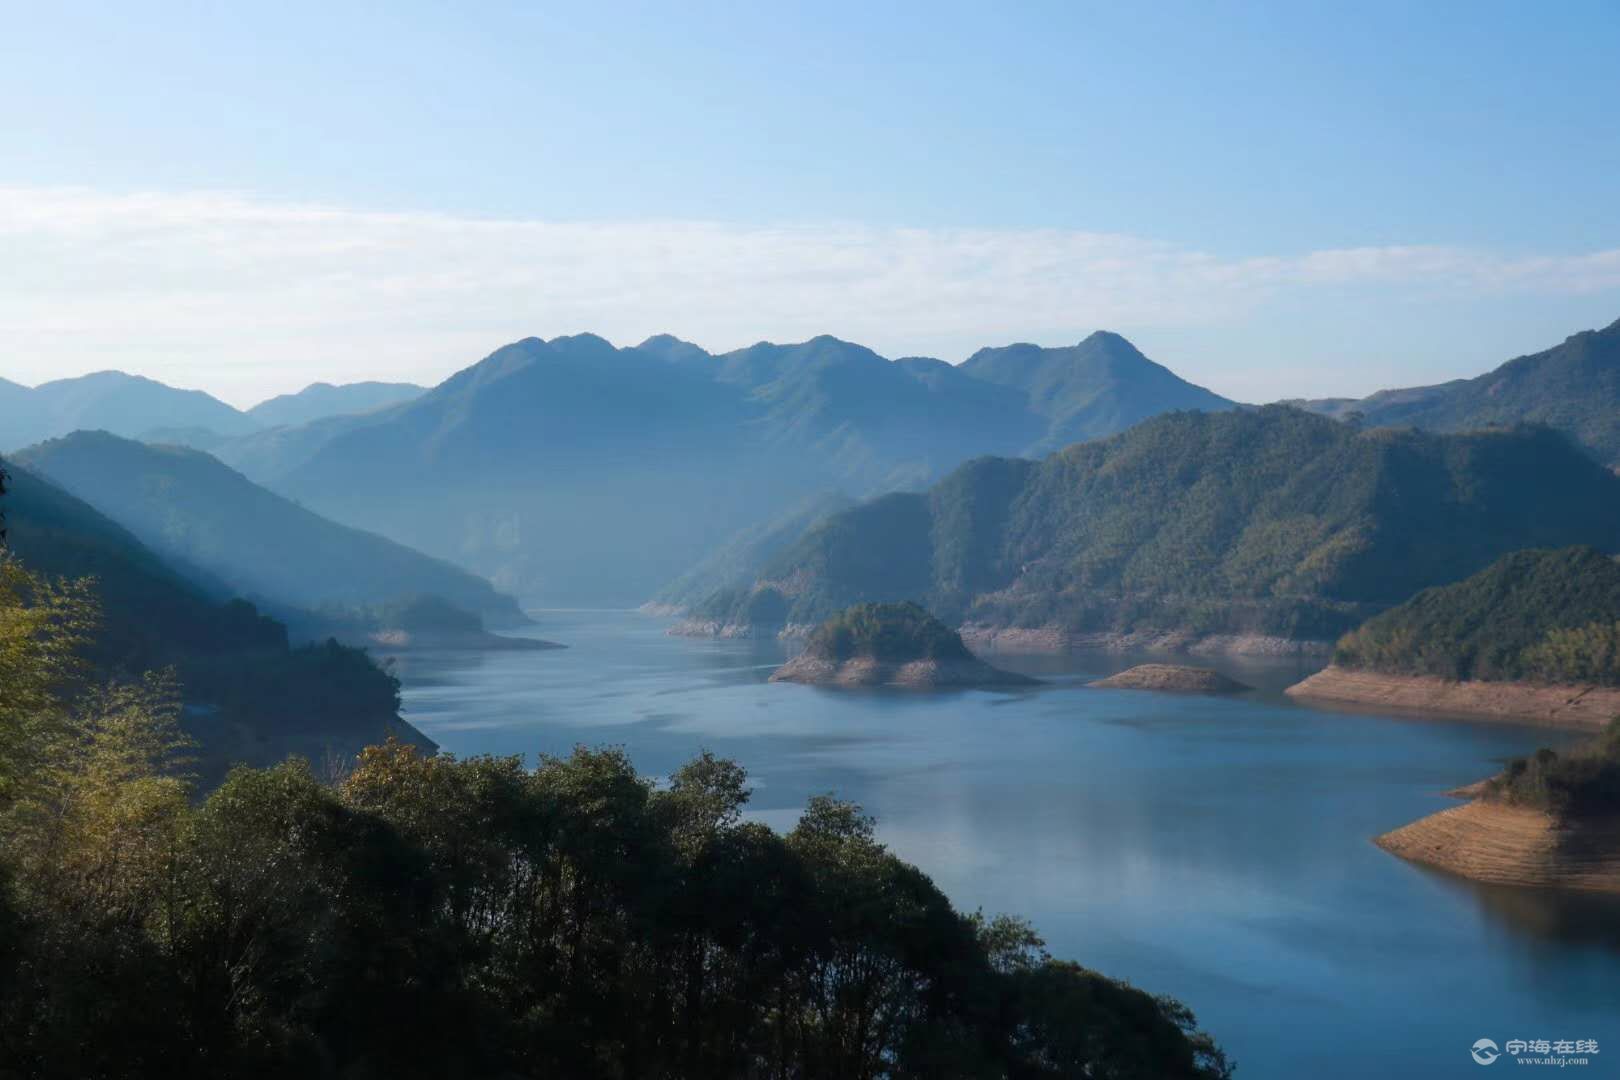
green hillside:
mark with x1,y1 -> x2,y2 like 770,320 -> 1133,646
1334,546 -> 1620,684
694,408 -> 1620,643
801,601 -> 976,663
15,431 -> 526,627
1,460 -> 426,782
1294,317 -> 1620,465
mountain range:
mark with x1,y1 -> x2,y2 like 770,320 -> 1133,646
683,407 -> 1620,647
192,331 -> 1236,603
12,430 -> 524,627
8,316 -> 1619,609
0,371 -> 426,453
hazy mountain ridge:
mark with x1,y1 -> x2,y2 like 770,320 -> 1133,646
1290,317 -> 1620,464
14,430 -> 526,627
0,369 -> 438,454
0,370 -> 257,452
247,380 -> 425,428
230,330 -> 1228,604
687,408 -> 1620,646
961,331 -> 1236,453
1,461 -> 429,782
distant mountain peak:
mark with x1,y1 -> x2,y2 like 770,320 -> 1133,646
1077,329 -> 1140,352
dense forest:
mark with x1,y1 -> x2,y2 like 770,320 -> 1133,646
1333,547 -> 1620,684
801,602 -> 977,663
0,464 -> 1231,1078
694,408 -> 1620,642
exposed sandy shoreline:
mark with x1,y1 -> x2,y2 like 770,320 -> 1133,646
1286,666 -> 1620,730
668,616 -> 1334,657
957,625 -> 1334,657
1376,800 -> 1620,893
768,654 -> 1036,689
1088,663 -> 1252,693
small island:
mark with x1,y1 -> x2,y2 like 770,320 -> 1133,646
1089,664 -> 1251,694
769,602 -> 1036,689
1375,719 -> 1620,892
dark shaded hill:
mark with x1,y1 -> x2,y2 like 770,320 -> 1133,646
0,370 -> 258,452
246,380 -> 425,428
1333,546 -> 1620,684
232,331 -> 1229,605
691,408 -> 1620,646
1292,317 -> 1620,465
15,431 -> 526,627
961,331 -> 1236,453
1,461 -> 426,782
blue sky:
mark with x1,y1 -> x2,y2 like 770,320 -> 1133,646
2,0 -> 1618,406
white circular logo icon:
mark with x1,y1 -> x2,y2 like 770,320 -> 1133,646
1472,1039 -> 1501,1065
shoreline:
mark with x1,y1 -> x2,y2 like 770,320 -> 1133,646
1376,800 -> 1620,894
959,624 -> 1333,657
666,616 -> 1334,658
768,654 -> 1036,689
1286,666 -> 1620,731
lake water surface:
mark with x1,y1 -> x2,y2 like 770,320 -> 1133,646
391,610 -> 1620,1080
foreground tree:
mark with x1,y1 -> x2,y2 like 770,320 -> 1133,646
0,544 -> 1231,1078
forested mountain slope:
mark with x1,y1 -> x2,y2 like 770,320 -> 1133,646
689,408 -> 1620,646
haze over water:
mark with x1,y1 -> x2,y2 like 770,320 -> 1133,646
394,611 -> 1620,1080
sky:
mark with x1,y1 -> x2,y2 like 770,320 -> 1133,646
2,0 -> 1618,408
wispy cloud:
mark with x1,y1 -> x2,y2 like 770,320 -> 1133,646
2,186 -> 1618,405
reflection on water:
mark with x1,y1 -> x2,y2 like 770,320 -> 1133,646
387,610 -> 1617,1080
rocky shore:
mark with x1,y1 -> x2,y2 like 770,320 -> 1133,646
955,624 -> 1333,657
1286,667 -> 1620,730
670,616 -> 1333,657
769,654 -> 1036,689
1375,800 -> 1620,893
1088,664 -> 1252,693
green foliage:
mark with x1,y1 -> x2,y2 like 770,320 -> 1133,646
1,465 -> 411,776
0,564 -> 1229,1076
803,601 -> 975,662
1484,719 -> 1620,818
1334,547 -> 1620,683
701,407 -> 1620,640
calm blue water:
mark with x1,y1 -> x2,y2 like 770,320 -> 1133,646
389,610 -> 1620,1080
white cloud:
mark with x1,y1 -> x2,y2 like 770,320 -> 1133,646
2,186 -> 1618,406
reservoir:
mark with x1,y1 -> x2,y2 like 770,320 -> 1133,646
392,610 -> 1620,1080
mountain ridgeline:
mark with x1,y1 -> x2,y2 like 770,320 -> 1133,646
0,371 -> 426,454
245,380 -> 424,428
688,408 -> 1620,647
0,462 -> 427,781
14,431 -> 526,627
1294,317 -> 1620,466
193,331 -> 1234,604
